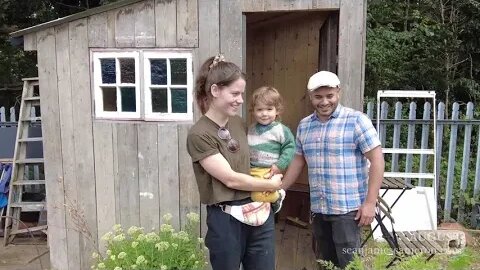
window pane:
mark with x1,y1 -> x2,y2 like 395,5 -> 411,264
170,59 -> 187,85
102,87 -> 117,111
151,88 -> 168,113
120,87 -> 136,112
101,59 -> 116,84
120,58 -> 135,83
171,88 -> 187,113
150,59 -> 167,85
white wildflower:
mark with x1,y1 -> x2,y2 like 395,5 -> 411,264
136,255 -> 146,265
136,234 -> 146,241
127,226 -> 143,236
118,252 -> 127,259
186,212 -> 200,223
101,232 -> 114,242
160,223 -> 173,233
162,213 -> 173,223
155,241 -> 170,252
112,224 -> 122,234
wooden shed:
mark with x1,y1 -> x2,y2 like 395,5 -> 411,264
10,0 -> 367,269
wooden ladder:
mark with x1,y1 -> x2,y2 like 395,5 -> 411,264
3,77 -> 47,245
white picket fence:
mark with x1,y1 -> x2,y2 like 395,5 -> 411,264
366,101 -> 480,226
0,106 -> 17,125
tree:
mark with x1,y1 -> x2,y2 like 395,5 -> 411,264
366,0 -> 480,104
0,0 -> 119,110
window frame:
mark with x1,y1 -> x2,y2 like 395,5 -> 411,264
91,49 -> 193,121
143,51 -> 193,121
93,51 -> 141,119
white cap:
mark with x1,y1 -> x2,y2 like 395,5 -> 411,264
307,71 -> 340,91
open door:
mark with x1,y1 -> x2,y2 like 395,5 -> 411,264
245,11 -> 339,222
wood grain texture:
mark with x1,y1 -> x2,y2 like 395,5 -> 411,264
177,0 -> 198,47
55,23 -> 80,270
337,0 -> 367,111
155,0 -> 177,47
36,27 -> 69,269
88,13 -> 108,47
220,0 -> 242,66
137,124 -> 160,230
115,5 -> 135,47
69,18 -> 97,269
158,124 -> 180,230
135,0 -> 156,47
177,124 -> 200,231
93,122 -> 116,252
242,0 -> 264,12
116,123 -> 140,228
23,33 -> 37,51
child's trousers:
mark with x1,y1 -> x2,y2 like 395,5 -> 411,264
250,167 -> 280,202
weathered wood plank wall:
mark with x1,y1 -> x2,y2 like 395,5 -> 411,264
55,23 -> 82,270
338,0 -> 367,111
36,28 -> 69,269
70,18 -> 98,270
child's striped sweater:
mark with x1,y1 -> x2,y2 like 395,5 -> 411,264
247,121 -> 295,170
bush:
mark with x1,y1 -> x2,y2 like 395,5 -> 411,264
91,213 -> 208,270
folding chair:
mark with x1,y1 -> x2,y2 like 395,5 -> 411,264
375,197 -> 445,268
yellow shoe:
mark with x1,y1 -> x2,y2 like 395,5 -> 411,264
252,191 -> 279,203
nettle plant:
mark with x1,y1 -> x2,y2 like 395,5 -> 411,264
91,213 -> 208,270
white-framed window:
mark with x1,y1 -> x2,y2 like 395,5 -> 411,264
93,51 -> 141,119
144,52 -> 193,121
92,50 -> 193,121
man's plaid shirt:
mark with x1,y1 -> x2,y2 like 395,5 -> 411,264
295,105 -> 381,215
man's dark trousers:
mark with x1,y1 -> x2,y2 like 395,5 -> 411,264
312,210 -> 361,269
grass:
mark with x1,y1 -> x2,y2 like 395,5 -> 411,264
316,229 -> 480,270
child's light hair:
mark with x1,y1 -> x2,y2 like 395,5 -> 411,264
250,86 -> 284,115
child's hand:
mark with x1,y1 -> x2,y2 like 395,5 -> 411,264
262,165 -> 282,179
270,164 -> 282,176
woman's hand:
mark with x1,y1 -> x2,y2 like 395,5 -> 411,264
269,174 -> 283,190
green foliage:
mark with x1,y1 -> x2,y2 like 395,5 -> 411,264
392,254 -> 440,270
447,248 -> 480,270
366,0 -> 480,103
0,0 -> 120,87
92,213 -> 208,270
344,254 -> 366,270
317,247 -> 478,270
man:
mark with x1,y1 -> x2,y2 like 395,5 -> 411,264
281,71 -> 385,268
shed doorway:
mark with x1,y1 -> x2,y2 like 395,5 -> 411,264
245,11 -> 339,223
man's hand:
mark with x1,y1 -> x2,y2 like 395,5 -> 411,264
354,202 -> 376,226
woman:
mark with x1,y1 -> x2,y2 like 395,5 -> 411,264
186,54 -> 282,270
